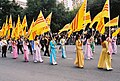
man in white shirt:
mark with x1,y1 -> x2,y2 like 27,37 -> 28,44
1,37 -> 7,57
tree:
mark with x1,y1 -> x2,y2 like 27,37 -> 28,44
25,0 -> 77,32
0,0 -> 23,28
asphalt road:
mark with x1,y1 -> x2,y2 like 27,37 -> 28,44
0,45 -> 120,81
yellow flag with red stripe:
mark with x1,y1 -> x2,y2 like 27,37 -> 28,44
15,15 -> 21,39
105,16 -> 119,27
28,19 -> 35,36
84,11 -> 91,28
8,15 -> 12,29
58,23 -> 70,34
0,23 -> 5,37
46,12 -> 52,26
102,0 -> 109,18
22,15 -> 27,29
112,28 -> 120,37
89,12 -> 103,28
69,0 -> 87,32
96,18 -> 105,34
32,11 -> 49,33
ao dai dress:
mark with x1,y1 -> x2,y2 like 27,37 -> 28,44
74,39 -> 84,68
50,40 -> 57,65
33,40 -> 43,63
60,38 -> 66,58
112,36 -> 117,54
23,41 -> 29,62
85,39 -> 93,59
12,41 -> 18,59
98,41 -> 112,70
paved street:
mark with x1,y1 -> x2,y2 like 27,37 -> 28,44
0,45 -> 120,81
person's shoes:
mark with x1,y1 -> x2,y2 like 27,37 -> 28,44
80,67 -> 84,69
98,67 -> 103,69
40,61 -> 43,63
44,54 -> 47,56
34,61 -> 37,63
107,68 -> 113,71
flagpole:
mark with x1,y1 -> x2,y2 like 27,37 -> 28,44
83,0 -> 87,39
108,0 -> 111,37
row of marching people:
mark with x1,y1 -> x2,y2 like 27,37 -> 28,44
74,34 -> 117,71
0,34 -> 66,65
0,33 -> 117,70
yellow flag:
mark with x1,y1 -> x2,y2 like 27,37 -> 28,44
22,15 -> 27,29
89,12 -> 103,28
105,16 -> 119,27
89,0 -> 109,28
67,30 -> 73,38
4,16 -> 8,37
58,23 -> 70,34
11,27 -> 15,39
8,15 -> 12,29
28,19 -> 35,36
69,0 -> 87,32
0,23 -> 5,37
29,31 -> 36,40
46,12 -> 52,26
15,15 -> 21,39
96,18 -> 105,34
112,28 -> 120,37
102,0 -> 109,18
32,11 -> 49,33
84,11 -> 91,28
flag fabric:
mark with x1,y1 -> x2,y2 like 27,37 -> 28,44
8,15 -> 12,29
0,23 -> 5,37
89,0 -> 109,28
22,15 -> 27,29
112,28 -> 120,37
11,27 -> 16,39
102,0 -> 109,18
58,23 -> 70,34
14,15 -> 21,39
67,30 -> 73,38
84,11 -> 91,28
6,15 -> 12,39
89,12 -> 103,28
46,12 -> 52,26
4,16 -> 8,37
32,11 -> 49,33
28,19 -> 35,36
69,0 -> 87,32
105,16 -> 119,27
29,11 -> 49,40
96,18 -> 105,34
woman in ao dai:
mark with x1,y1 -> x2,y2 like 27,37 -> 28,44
60,35 -> 66,59
33,36 -> 43,63
50,36 -> 57,65
12,40 -> 18,59
23,39 -> 29,62
74,34 -> 84,68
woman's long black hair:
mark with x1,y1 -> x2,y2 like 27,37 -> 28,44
76,34 -> 80,41
101,35 -> 106,42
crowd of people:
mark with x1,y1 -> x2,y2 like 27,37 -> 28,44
0,33 -> 118,71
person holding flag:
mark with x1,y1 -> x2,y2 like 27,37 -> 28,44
12,39 -> 18,59
60,35 -> 66,59
74,34 -> 84,68
98,35 -> 113,71
33,35 -> 43,63
49,35 -> 58,65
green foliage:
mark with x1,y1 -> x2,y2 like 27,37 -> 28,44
0,0 -> 23,28
25,0 -> 78,33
